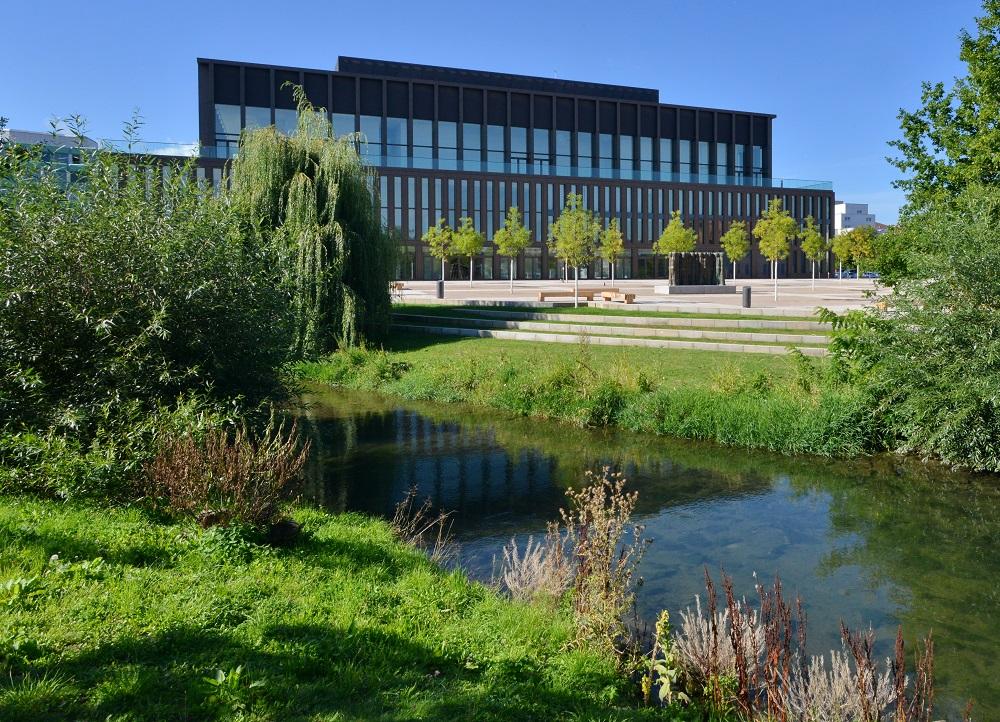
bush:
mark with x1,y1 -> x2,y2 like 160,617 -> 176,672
148,416 -> 310,528
0,128 -> 292,436
826,185 -> 1000,471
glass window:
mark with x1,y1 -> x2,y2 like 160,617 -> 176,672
379,177 -> 388,225
421,178 -> 429,236
599,133 -> 613,175
462,123 -> 482,165
407,178 -> 415,235
487,125 -> 505,169
698,141 -> 710,182
639,137 -> 653,177
360,115 -> 382,162
214,104 -> 241,142
533,128 -> 550,173
275,109 -> 297,135
679,140 -> 691,179
245,106 -> 271,130
556,130 -> 571,169
577,131 -> 593,175
393,177 -> 401,229
461,179 -> 468,218
753,145 -> 763,185
620,135 -> 633,172
331,112 -> 354,136
735,145 -> 746,184
486,180 -> 494,240
438,121 -> 457,168
511,127 -> 528,172
434,178 -> 442,224
716,143 -> 728,180
448,179 -> 456,227
659,138 -> 672,176
387,117 -> 408,167
412,119 -> 432,168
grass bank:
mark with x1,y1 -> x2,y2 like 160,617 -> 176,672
0,495 -> 661,721
295,332 -> 877,458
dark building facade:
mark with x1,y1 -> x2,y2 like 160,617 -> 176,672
197,56 -> 834,280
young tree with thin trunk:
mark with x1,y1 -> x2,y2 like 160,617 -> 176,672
720,220 -> 749,283
799,215 -> 827,290
851,225 -> 877,278
599,218 -> 625,284
654,210 -> 697,256
494,206 -> 531,294
832,229 -> 854,281
753,198 -> 797,300
422,218 -> 453,281
548,193 -> 598,307
452,216 -> 484,287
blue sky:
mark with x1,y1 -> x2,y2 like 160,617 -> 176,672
3,0 -> 984,222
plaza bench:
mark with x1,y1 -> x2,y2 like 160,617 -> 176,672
599,291 -> 636,304
537,287 -> 620,302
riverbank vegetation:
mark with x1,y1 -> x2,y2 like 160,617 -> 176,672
295,333 -> 876,458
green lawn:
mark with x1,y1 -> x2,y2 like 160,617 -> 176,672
0,496 -> 659,722
396,303 -> 821,323
377,331 -> 810,390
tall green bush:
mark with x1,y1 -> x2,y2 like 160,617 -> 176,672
0,129 -> 289,435
827,185 -> 1000,471
229,85 -> 396,356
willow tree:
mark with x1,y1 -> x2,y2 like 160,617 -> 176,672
229,84 -> 396,357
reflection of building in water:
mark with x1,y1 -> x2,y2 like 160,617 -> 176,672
301,407 -> 566,533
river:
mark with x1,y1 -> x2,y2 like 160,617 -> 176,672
295,387 -> 1000,717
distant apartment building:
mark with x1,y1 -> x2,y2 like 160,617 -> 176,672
833,201 -> 876,235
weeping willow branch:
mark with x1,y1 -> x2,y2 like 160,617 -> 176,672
229,83 -> 396,357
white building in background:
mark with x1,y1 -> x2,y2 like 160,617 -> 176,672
834,201 -> 876,235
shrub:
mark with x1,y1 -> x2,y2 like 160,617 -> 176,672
497,524 -> 571,605
149,416 -> 309,528
0,121 -> 292,435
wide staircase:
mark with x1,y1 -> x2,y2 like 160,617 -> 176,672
391,307 -> 831,356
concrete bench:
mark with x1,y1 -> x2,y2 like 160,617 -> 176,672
599,291 -> 635,304
537,288 -> 620,302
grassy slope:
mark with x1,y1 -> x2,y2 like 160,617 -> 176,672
366,331 -> 805,391
0,497 -> 659,722
295,333 -> 874,458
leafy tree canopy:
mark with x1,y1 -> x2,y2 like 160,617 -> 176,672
451,217 -> 484,259
654,210 -> 697,255
720,221 -> 750,264
799,216 -> 827,263
422,218 -> 453,262
752,199 -> 797,262
494,207 -> 531,259
599,218 -> 625,264
548,193 -> 598,267
889,0 -> 1000,214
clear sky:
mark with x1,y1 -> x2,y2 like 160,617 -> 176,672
2,0 -> 985,222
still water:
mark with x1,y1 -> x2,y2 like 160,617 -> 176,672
296,387 -> 1000,717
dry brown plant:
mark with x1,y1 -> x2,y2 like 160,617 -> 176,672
498,522 -> 572,604
148,416 -> 309,528
390,486 -> 455,564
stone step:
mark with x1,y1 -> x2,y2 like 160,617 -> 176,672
392,313 -> 829,346
391,323 -> 829,357
445,308 -> 829,332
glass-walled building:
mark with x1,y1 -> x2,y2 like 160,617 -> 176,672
198,56 -> 834,280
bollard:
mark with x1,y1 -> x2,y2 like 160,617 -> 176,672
742,286 -> 752,308
436,280 -> 444,299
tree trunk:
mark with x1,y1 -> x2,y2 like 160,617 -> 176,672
574,266 -> 580,307
509,258 -> 514,294
611,260 -> 615,285
733,260 -> 737,282
441,258 -> 445,282
469,256 -> 474,287
773,260 -> 778,301
812,260 -> 816,290
839,260 -> 843,281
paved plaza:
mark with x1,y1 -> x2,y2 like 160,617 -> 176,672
396,277 -> 883,314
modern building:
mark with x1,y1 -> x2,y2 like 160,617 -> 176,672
833,201 -> 876,236
11,57 -> 828,281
